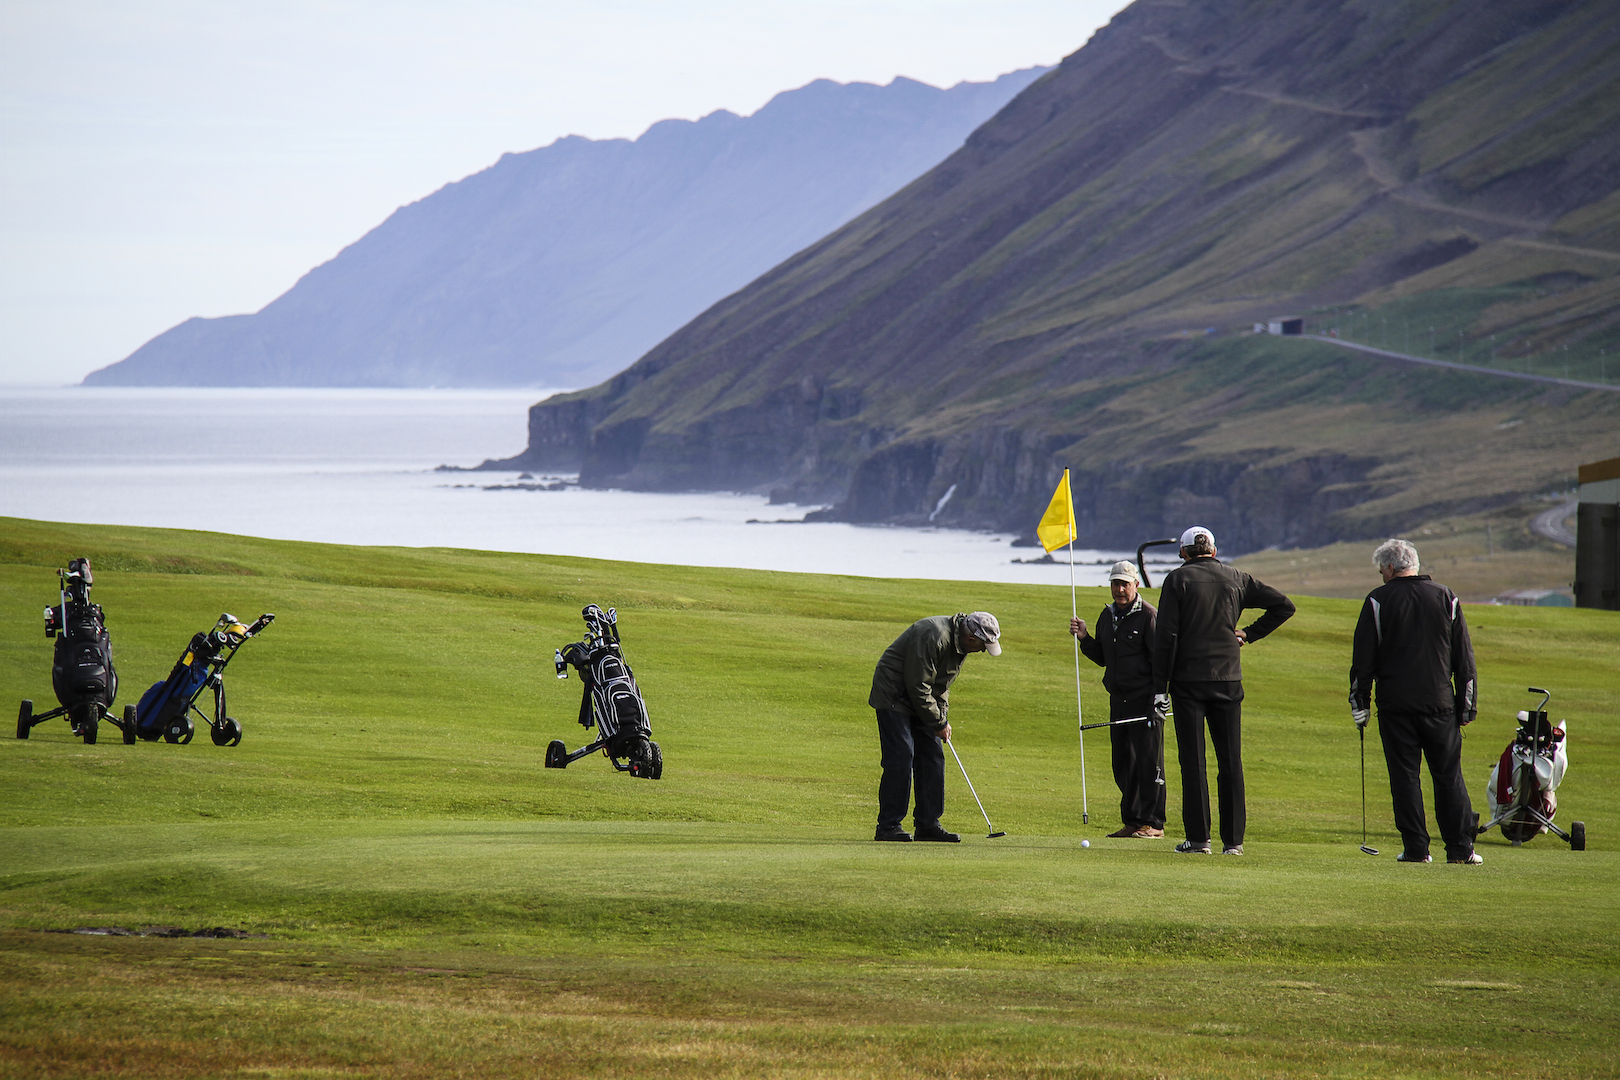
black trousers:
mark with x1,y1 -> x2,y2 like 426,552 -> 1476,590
876,708 -> 945,830
1111,693 -> 1165,828
1377,709 -> 1476,860
1171,691 -> 1244,848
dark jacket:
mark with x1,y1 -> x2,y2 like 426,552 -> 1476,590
1079,597 -> 1157,699
1349,574 -> 1477,722
869,614 -> 967,731
1152,557 -> 1295,691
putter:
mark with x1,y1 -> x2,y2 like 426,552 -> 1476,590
947,739 -> 1005,838
1359,725 -> 1379,856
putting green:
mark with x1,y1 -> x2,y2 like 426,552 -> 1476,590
2,517 -> 1616,1078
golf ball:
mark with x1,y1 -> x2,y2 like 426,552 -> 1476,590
1082,839 -> 1091,848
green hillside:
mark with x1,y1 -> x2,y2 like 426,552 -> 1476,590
501,0 -> 1620,554
2,519 -> 1617,1077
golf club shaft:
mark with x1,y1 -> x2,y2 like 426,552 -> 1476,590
1078,715 -> 1152,732
947,739 -> 997,836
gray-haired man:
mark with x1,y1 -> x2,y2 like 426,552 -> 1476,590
869,612 -> 1002,842
1350,539 -> 1481,864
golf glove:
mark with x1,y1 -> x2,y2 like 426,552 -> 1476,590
1352,707 -> 1370,730
1152,694 -> 1171,724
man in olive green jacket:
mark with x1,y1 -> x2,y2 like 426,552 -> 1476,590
868,611 -> 1002,842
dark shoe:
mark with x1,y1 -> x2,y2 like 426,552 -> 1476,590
1447,851 -> 1483,865
914,824 -> 960,843
1107,825 -> 1137,838
1175,840 -> 1211,854
1395,852 -> 1432,863
875,826 -> 912,842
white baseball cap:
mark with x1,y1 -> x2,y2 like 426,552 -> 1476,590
1179,525 -> 1215,549
1108,560 -> 1140,584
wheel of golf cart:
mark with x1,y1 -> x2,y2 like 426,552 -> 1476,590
647,740 -> 662,780
626,736 -> 653,778
77,706 -> 99,745
544,739 -> 568,769
225,717 -> 242,746
1571,821 -> 1586,851
17,700 -> 32,740
210,717 -> 242,746
164,715 -> 195,744
122,705 -> 138,745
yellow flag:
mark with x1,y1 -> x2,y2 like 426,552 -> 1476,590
1036,469 -> 1076,553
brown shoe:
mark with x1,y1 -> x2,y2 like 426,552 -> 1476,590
1106,825 -> 1138,838
1128,826 -> 1165,838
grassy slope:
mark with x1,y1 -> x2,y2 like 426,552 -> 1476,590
2,517 -> 1617,1078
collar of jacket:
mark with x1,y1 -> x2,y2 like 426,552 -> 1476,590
949,612 -> 970,658
1112,595 -> 1144,619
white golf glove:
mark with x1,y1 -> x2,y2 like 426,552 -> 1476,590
1352,707 -> 1370,730
1152,694 -> 1171,724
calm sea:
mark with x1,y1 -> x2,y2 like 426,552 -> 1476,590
0,387 -> 1128,587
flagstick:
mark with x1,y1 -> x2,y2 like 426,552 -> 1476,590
1070,534 -> 1088,824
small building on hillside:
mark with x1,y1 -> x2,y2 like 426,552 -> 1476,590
1493,588 -> 1574,607
1575,454 -> 1620,610
1267,317 -> 1304,336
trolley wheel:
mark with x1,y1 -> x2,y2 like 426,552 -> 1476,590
647,740 -> 663,780
1571,821 -> 1586,851
212,717 -> 243,746
122,705 -> 138,745
626,736 -> 652,778
17,700 -> 32,740
77,705 -> 99,745
164,715 -> 195,745
544,739 -> 568,769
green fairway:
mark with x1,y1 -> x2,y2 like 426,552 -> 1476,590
2,516 -> 1617,1078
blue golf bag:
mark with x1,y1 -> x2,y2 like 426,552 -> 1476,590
134,613 -> 275,745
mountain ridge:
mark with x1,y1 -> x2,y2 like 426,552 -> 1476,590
493,0 -> 1620,553
84,68 -> 1048,389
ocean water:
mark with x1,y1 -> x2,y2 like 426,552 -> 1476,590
0,387 -> 1131,587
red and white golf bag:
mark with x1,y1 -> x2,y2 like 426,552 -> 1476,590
1478,688 -> 1584,850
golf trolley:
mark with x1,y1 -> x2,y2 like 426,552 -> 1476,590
544,604 -> 662,779
133,613 -> 275,746
18,557 -> 136,745
1475,687 -> 1585,850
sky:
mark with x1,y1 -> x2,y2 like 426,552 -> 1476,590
0,1 -> 1127,386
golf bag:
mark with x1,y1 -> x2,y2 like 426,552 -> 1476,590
17,558 -> 135,745
1476,687 -> 1584,850
544,604 -> 661,778
133,613 -> 275,746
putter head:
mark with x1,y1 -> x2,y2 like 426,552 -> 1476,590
1360,845 -> 1380,856
988,831 -> 1007,838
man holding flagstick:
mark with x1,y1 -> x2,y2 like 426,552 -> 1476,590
1035,468 -> 1094,823
1071,561 -> 1165,838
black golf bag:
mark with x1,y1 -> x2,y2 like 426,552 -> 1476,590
133,613 -> 275,746
18,558 -> 136,745
544,604 -> 661,778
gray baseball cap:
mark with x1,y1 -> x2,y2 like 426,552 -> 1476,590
964,611 -> 1002,656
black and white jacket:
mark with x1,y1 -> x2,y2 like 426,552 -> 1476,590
1349,574 -> 1477,722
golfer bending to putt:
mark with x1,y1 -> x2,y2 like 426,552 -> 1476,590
869,612 -> 1002,842
1072,561 -> 1165,838
1349,538 -> 1481,864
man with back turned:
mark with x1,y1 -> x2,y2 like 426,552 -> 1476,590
1152,526 -> 1295,855
1349,538 -> 1481,865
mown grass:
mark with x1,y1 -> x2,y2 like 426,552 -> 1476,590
1,516 -> 1617,1078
